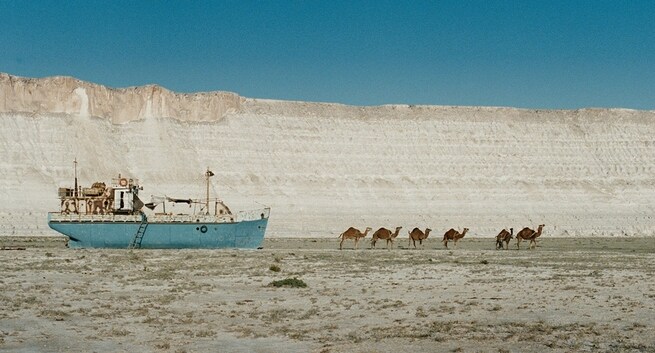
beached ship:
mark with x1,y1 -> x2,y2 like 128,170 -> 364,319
48,163 -> 269,249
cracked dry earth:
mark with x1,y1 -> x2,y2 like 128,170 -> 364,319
1,237 -> 654,353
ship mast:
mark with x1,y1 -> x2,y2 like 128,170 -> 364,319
73,158 -> 78,199
205,168 -> 215,215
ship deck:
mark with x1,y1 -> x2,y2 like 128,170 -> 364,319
48,208 -> 270,224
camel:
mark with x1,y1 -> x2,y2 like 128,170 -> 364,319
442,228 -> 469,249
515,224 -> 545,250
408,228 -> 432,248
371,227 -> 402,249
338,227 -> 372,250
495,228 -> 513,250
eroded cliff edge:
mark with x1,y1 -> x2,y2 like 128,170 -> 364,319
0,73 -> 242,123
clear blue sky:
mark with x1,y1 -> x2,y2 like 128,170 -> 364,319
1,1 -> 653,109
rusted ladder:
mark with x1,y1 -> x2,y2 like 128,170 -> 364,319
128,212 -> 148,249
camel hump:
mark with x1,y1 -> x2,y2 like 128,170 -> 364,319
340,226 -> 363,238
443,228 -> 459,239
340,227 -> 356,235
373,227 -> 390,237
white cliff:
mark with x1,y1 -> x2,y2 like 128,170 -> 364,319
1,73 -> 654,237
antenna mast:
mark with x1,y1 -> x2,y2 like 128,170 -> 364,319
73,158 -> 78,199
205,168 -> 215,215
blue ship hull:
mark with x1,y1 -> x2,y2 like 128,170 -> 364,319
48,213 -> 268,249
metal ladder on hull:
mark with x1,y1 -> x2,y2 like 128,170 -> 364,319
128,212 -> 148,249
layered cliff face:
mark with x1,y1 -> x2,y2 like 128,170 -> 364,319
1,73 -> 654,237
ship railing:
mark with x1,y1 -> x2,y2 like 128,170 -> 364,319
48,207 -> 270,223
234,207 -> 271,222
147,213 -> 234,223
48,212 -> 141,222
149,208 -> 270,223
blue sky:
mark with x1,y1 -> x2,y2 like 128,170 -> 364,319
1,1 -> 653,109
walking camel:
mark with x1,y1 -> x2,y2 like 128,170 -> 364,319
408,228 -> 432,249
496,228 -> 513,250
515,224 -> 545,250
338,227 -> 372,250
442,228 -> 469,249
371,227 -> 402,249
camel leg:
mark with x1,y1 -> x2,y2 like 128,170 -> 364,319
354,238 -> 359,250
340,238 -> 344,250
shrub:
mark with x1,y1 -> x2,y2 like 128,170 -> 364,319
269,265 -> 281,272
267,278 -> 307,288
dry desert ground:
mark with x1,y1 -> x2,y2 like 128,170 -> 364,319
1,236 -> 654,353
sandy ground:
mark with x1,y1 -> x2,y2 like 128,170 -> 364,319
1,237 -> 654,353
